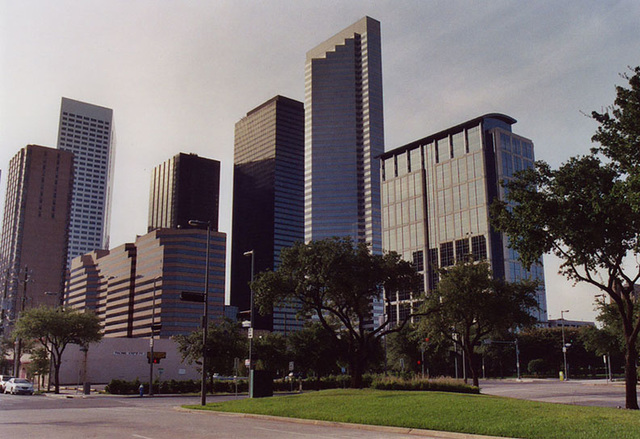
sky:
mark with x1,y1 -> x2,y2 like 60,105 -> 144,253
1,0 -> 639,323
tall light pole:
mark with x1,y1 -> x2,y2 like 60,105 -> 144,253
189,220 -> 210,406
243,250 -> 255,378
561,309 -> 569,381
148,276 -> 161,396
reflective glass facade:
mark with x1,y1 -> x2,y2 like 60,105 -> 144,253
231,96 -> 304,333
380,114 -> 547,324
57,98 -> 115,268
304,17 -> 383,254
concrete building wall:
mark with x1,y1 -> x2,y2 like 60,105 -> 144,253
58,337 -> 200,385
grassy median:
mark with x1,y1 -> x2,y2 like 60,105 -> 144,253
184,388 -> 640,439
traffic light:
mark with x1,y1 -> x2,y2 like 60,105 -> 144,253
147,351 -> 166,364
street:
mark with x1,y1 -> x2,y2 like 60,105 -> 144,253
480,378 -> 630,408
0,379 -> 633,439
0,393 -> 449,439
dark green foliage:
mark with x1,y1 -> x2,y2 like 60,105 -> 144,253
490,67 -> 640,408
173,318 -> 247,381
252,237 -> 422,388
13,306 -> 102,394
419,260 -> 538,387
370,376 -> 479,394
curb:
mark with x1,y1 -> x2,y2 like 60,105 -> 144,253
176,407 -> 512,439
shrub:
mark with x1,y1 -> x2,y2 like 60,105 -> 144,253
370,376 -> 479,394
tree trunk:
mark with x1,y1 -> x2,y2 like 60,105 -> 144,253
349,358 -> 364,388
54,361 -> 61,394
624,338 -> 639,409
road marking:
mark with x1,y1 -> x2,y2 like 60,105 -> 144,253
132,434 -> 154,439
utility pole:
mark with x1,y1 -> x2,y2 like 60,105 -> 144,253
13,266 -> 29,376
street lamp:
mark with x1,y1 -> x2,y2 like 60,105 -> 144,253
188,219 -> 211,406
243,250 -> 255,378
148,276 -> 161,396
561,309 -> 569,381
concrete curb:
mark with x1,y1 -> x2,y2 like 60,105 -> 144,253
176,407 -> 512,439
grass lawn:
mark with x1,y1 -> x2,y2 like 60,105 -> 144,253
184,389 -> 640,439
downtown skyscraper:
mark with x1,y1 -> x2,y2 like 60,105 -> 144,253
0,145 -> 74,331
304,16 -> 384,254
379,114 -> 548,324
231,96 -> 305,333
148,153 -> 220,232
57,97 -> 115,267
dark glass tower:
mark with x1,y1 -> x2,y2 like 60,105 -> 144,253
231,96 -> 304,333
148,153 -> 220,232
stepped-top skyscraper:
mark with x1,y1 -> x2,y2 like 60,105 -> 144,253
57,98 -> 115,267
231,96 -> 305,333
304,17 -> 384,254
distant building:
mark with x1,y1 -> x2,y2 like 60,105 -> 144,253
231,96 -> 305,333
148,153 -> 220,232
304,16 -> 384,253
57,98 -> 115,267
380,114 -> 548,324
0,145 -> 74,331
67,228 -> 226,338
547,319 -> 595,329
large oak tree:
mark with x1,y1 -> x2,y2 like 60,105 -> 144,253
251,237 -> 421,388
491,67 -> 640,409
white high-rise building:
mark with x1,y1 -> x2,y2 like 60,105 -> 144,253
57,98 -> 115,267
304,17 -> 384,255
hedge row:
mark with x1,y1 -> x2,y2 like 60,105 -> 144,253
105,374 -> 477,395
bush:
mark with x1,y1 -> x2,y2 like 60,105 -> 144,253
370,376 -> 479,394
105,378 -> 248,395
527,359 -> 547,376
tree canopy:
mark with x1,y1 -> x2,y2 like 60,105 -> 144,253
174,318 -> 246,381
251,237 -> 422,388
13,306 -> 102,394
491,66 -> 640,409
419,259 -> 538,387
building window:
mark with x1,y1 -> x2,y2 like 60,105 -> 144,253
455,238 -> 470,262
440,242 -> 454,267
412,250 -> 424,272
471,235 -> 487,260
428,248 -> 439,291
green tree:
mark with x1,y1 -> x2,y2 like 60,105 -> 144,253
287,322 -> 341,387
174,318 -> 246,386
490,66 -> 640,409
251,237 -> 422,388
13,306 -> 102,394
419,260 -> 538,387
253,332 -> 288,375
26,347 -> 50,390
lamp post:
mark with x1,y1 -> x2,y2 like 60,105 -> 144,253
561,309 -> 569,381
189,220 -> 210,406
243,250 -> 255,377
148,276 -> 161,396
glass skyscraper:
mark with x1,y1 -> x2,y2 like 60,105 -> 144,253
304,16 -> 384,255
231,95 -> 305,333
57,97 -> 115,268
380,114 -> 547,324
148,153 -> 220,233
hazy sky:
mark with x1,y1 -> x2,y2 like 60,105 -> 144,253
2,0 -> 639,322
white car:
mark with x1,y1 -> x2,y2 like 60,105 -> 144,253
4,378 -> 34,395
0,375 -> 14,392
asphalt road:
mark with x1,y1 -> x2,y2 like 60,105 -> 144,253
479,378 -> 630,408
0,379 -> 634,439
0,393 -> 459,439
